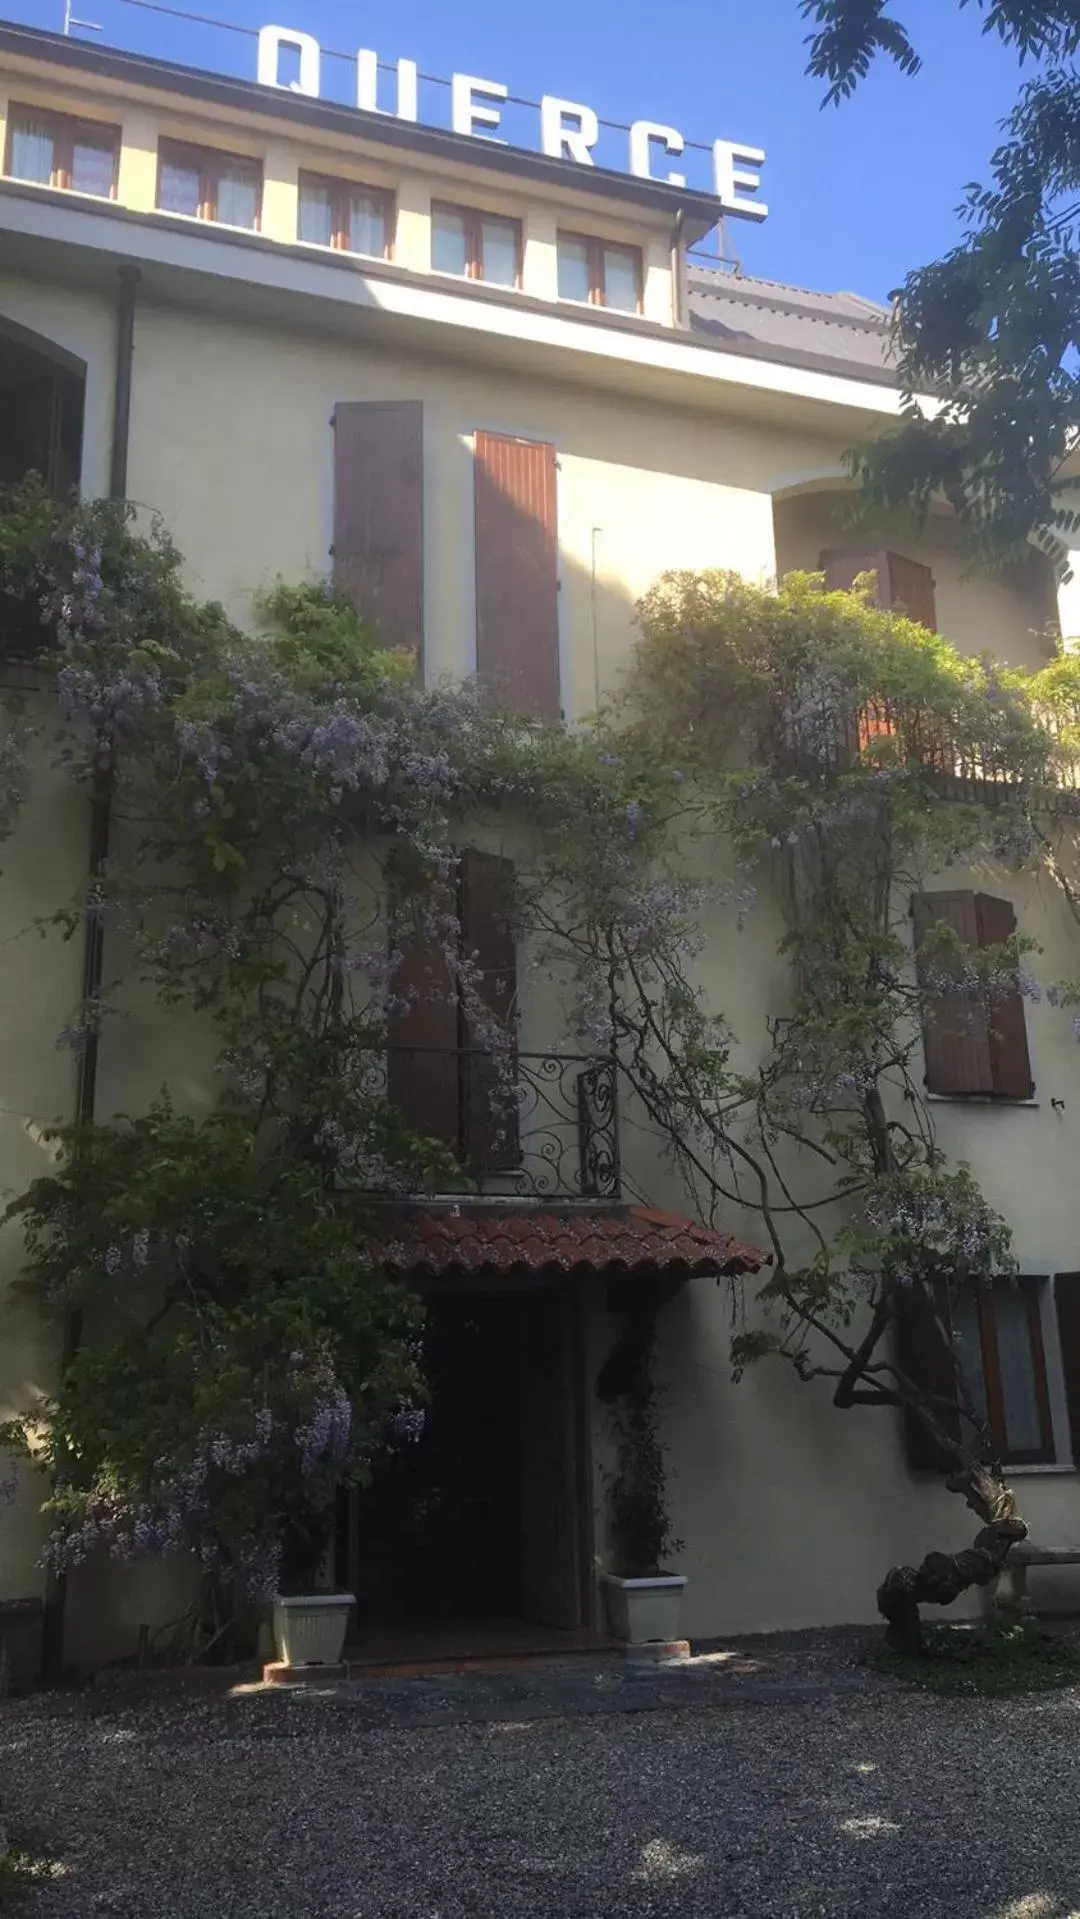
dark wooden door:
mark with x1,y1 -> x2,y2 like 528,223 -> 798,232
355,1293 -> 523,1623
0,376 -> 63,491
517,1287 -> 583,1629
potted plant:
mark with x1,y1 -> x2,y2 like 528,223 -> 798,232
271,1513 -> 355,1668
598,1307 -> 686,1645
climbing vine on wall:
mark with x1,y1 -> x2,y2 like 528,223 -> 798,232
3,482 -> 1080,1649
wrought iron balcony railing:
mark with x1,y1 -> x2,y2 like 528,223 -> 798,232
378,1047 -> 620,1201
771,692 -> 1080,806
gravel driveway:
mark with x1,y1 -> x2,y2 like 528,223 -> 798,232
2,1638 -> 1079,1918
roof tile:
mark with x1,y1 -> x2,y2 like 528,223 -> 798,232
360,1205 -> 770,1282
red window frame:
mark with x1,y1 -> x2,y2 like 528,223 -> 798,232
431,201 -> 522,287
557,231 -> 643,311
969,1281 -> 1055,1465
5,103 -> 118,198
156,139 -> 262,229
297,171 -> 395,257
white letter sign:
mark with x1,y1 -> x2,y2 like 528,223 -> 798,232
712,141 -> 768,222
252,24 -> 769,219
257,24 -> 319,96
629,120 -> 686,188
540,96 -> 599,166
451,73 -> 508,143
357,49 -> 418,121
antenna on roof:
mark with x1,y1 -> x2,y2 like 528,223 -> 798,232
63,0 -> 103,33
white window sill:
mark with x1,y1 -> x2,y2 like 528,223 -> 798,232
925,1094 -> 1039,1109
431,267 -> 522,293
1005,1462 -> 1076,1476
7,175 -> 114,205
297,239 -> 391,266
557,294 -> 645,319
155,208 -> 260,237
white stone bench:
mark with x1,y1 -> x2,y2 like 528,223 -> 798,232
990,1545 -> 1080,1618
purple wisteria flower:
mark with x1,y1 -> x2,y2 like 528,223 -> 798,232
294,1384 -> 352,1476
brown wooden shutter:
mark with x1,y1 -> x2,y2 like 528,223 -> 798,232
387,917 -> 459,1153
821,550 -> 883,597
474,431 -> 559,719
895,1284 -> 962,1472
912,891 -> 993,1095
459,847 -> 519,1171
975,893 -> 1034,1100
332,401 -> 424,664
1053,1273 -> 1080,1464
884,552 -> 937,630
820,550 -> 936,630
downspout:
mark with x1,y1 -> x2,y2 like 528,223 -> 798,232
670,209 -> 686,329
41,264 -> 141,1681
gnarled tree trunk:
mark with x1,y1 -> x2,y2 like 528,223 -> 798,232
876,1463 -> 1027,1653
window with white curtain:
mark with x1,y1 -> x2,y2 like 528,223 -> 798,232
298,173 -> 393,258
7,106 -> 117,198
156,140 -> 261,230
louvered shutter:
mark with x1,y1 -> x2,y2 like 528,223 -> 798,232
386,916 -> 459,1154
885,552 -> 937,630
975,893 -> 1034,1100
459,848 -> 519,1171
332,401 -> 424,665
474,431 -> 559,719
821,550 -> 936,631
821,550 -> 883,597
895,1283 -> 962,1472
912,891 -> 994,1095
1053,1274 -> 1080,1464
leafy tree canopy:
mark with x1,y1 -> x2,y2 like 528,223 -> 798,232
800,0 -> 1080,571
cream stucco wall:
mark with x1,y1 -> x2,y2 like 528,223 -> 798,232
4,255 -> 1080,1658
0,729 -> 86,1602
774,487 -> 1061,670
119,299 -> 871,719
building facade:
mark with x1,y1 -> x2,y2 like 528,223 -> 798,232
2,20 -> 1080,1667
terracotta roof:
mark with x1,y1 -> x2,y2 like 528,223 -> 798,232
361,1205 -> 770,1280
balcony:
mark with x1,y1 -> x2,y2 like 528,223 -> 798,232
771,693 -> 1080,807
378,1047 -> 620,1202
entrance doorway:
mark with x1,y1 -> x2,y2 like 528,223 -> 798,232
350,1283 -> 589,1637
0,327 -> 86,664
0,335 -> 83,498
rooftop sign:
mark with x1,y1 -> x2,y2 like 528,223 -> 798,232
256,25 -> 768,223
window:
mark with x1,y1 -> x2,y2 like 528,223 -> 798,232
898,1278 -> 1055,1469
954,1282 -> 1055,1464
6,105 -> 117,198
157,140 -> 261,230
298,173 -> 393,257
431,204 -> 520,287
912,891 -> 1034,1100
557,232 -> 642,312
821,550 -> 937,630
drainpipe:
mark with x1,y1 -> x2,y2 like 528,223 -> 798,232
40,264 -> 141,1682
670,209 -> 686,328
108,268 -> 140,502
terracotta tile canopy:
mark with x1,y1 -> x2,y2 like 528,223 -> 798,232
361,1204 -> 770,1281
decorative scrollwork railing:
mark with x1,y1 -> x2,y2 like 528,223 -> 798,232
375,1047 -> 620,1201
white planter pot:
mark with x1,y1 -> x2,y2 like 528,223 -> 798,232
601,1573 -> 687,1645
272,1593 -> 355,1667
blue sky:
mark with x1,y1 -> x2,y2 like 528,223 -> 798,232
20,0 -> 1027,302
